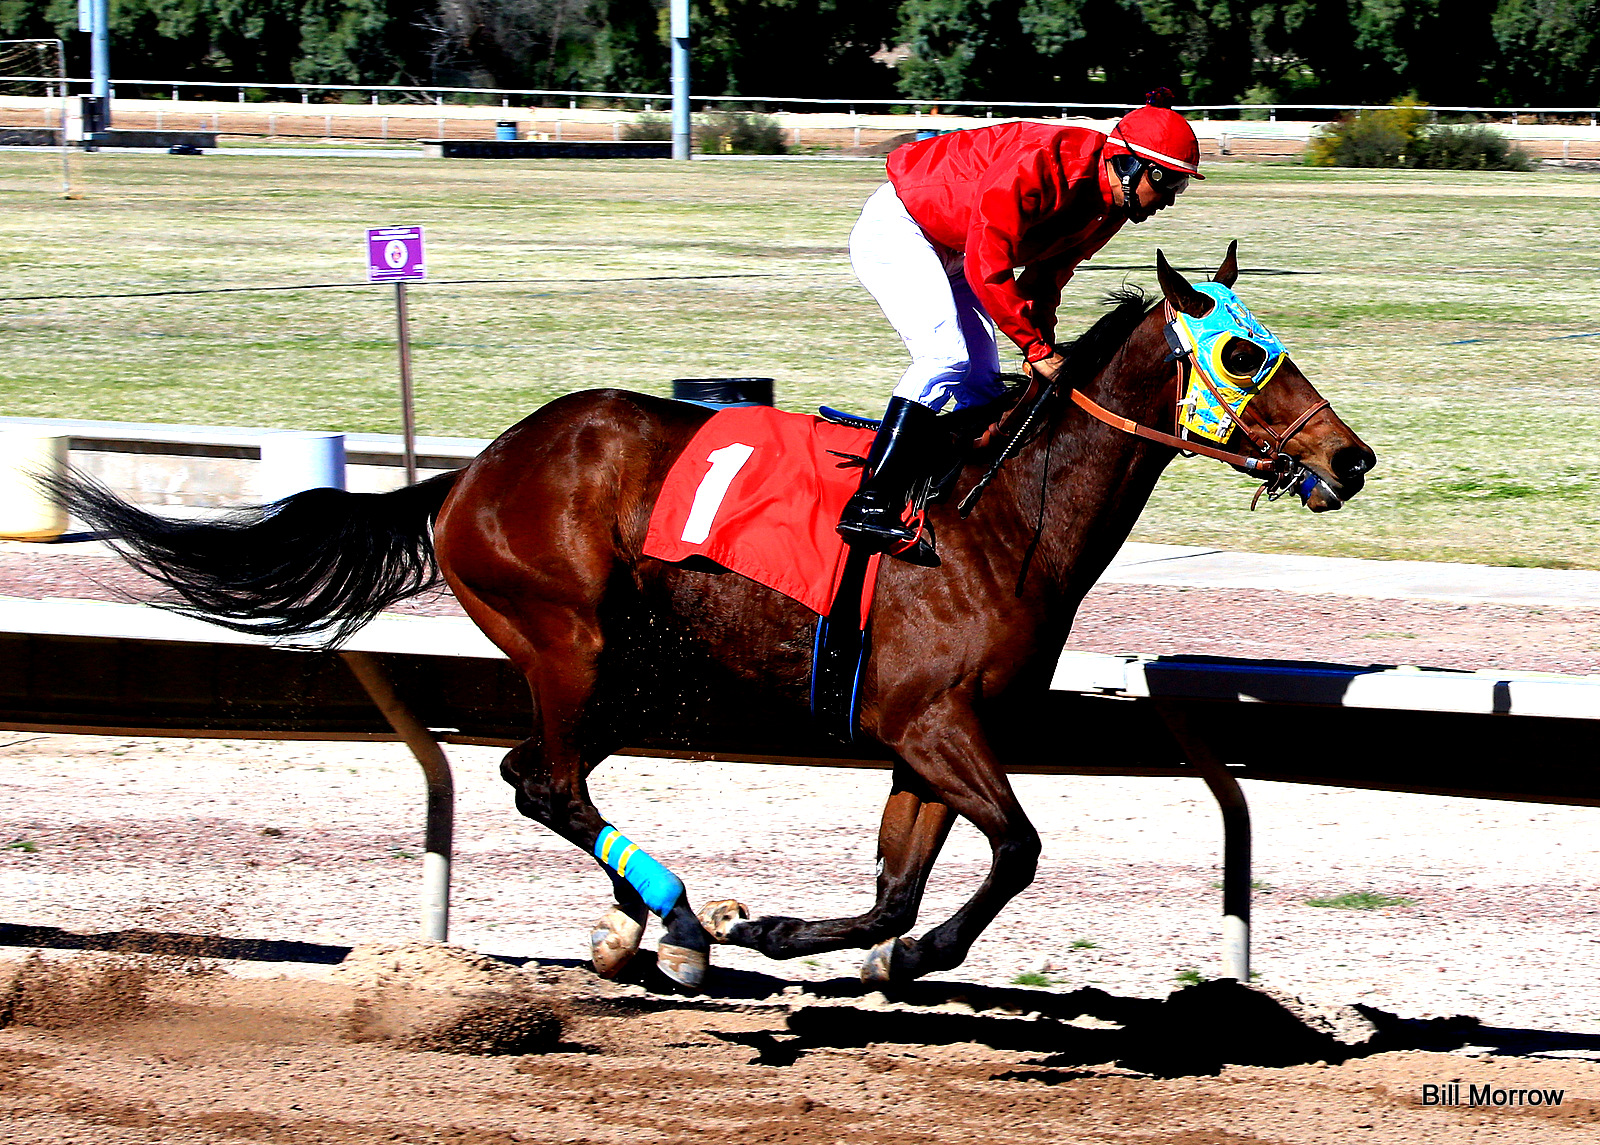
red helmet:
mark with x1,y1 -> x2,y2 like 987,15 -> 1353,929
1106,90 -> 1204,179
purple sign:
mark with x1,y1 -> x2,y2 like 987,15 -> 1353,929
366,226 -> 426,283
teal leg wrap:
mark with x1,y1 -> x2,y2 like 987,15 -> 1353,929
593,825 -> 685,917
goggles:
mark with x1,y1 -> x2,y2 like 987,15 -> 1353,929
1144,164 -> 1190,198
1166,282 -> 1288,444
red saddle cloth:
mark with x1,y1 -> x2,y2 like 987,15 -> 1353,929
642,405 -> 881,626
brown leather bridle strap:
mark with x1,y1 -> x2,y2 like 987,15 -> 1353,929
1067,299 -> 1333,475
1159,298 -> 1332,460
1187,360 -> 1330,458
1269,396 -> 1331,452
1070,387 -> 1276,472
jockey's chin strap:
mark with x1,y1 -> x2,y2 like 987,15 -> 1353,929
1070,300 -> 1330,505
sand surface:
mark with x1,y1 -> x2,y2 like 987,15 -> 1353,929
3,544 -> 1600,1141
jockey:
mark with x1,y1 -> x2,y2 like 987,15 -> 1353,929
838,89 -> 1203,560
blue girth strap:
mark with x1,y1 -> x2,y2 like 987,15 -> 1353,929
593,825 -> 685,917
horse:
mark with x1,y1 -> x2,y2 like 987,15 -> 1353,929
53,244 -> 1375,991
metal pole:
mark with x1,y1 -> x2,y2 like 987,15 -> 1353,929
394,281 -> 418,485
50,38 -> 70,196
89,0 -> 109,126
1155,700 -> 1252,984
341,651 -> 454,943
670,0 -> 690,160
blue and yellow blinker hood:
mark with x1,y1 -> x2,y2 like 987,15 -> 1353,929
1167,282 -> 1288,445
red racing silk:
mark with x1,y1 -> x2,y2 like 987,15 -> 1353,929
642,406 -> 882,626
886,122 -> 1125,363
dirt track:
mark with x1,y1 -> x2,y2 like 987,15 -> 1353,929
4,545 -> 1600,1140
5,729 -> 1600,1144
5,947 -> 1600,1145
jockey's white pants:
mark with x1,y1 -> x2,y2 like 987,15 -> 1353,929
849,182 -> 1005,414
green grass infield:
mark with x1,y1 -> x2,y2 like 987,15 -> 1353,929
1,152 -> 1597,568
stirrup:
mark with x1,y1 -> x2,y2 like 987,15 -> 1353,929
838,514 -> 940,568
890,536 -> 940,568
837,487 -> 914,547
838,518 -> 912,546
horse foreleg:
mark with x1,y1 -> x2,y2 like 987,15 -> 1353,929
701,765 -> 954,961
866,712 -> 1042,983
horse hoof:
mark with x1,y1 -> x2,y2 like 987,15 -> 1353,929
697,898 -> 749,943
589,907 -> 645,978
655,943 -> 708,991
860,936 -> 915,984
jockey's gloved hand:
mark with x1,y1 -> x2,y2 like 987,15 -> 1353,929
1025,349 -> 1068,383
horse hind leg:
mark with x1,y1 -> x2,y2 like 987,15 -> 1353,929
590,872 -> 647,978
452,571 -> 712,989
591,822 -> 710,987
503,737 -> 711,990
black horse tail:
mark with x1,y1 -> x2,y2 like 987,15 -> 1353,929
45,470 -> 461,646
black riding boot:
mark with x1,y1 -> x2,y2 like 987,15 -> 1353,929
837,397 -> 940,566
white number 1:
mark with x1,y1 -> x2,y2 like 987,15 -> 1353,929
680,443 -> 755,544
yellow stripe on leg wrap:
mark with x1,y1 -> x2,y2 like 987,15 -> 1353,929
593,825 -> 685,917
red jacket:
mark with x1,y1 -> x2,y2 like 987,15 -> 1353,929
886,122 -> 1123,363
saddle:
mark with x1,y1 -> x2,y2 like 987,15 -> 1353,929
817,369 -> 1049,520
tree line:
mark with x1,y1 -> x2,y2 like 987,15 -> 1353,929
0,1 -> 1594,106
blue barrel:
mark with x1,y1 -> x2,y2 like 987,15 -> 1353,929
915,129 -> 942,141
258,431 -> 347,501
496,121 -> 518,141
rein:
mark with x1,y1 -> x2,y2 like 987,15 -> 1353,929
1071,300 -> 1330,505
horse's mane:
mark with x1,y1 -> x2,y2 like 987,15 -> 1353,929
1060,286 -> 1156,388
942,286 -> 1157,460
975,287 -> 1154,417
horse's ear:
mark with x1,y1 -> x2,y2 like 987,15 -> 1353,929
1213,240 -> 1239,288
1156,249 -> 1211,317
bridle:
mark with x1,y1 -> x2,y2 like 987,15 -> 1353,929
1070,299 -> 1331,508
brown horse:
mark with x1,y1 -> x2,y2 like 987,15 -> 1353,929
55,244 -> 1374,990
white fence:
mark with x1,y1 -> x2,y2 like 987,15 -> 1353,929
5,79 -> 1598,158
4,73 -> 1600,123
3,590 -> 1598,978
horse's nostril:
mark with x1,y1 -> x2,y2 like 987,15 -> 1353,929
1331,445 -> 1374,483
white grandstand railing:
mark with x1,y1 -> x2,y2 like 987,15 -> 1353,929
1,74 -> 1598,123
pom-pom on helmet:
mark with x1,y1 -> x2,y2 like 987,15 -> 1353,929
1105,88 -> 1203,221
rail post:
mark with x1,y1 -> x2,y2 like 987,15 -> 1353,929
341,651 -> 455,943
1154,699 -> 1252,983
394,282 -> 418,485
257,431 -> 345,501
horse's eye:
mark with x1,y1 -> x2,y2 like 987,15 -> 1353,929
1221,337 -> 1266,378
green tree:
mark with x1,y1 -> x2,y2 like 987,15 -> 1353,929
1347,0 -> 1500,105
1139,0 -> 1254,104
0,0 -> 435,82
894,0 -> 1203,104
1491,0 -> 1600,103
580,0 -> 666,91
428,0 -> 602,88
693,0 -> 898,99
